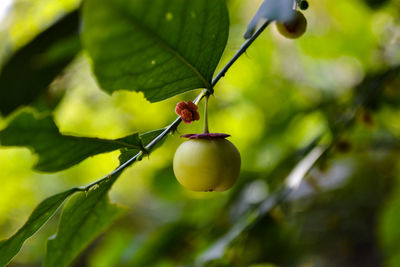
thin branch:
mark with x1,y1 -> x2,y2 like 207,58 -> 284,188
83,20 -> 272,190
212,20 -> 271,87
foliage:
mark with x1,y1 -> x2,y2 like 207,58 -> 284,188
0,188 -> 79,266
44,176 -> 125,267
1,0 -> 400,266
0,10 -> 80,115
0,111 -> 144,172
82,0 -> 229,101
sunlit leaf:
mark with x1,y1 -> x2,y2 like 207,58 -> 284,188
44,174 -> 125,267
0,188 -> 79,267
0,111 -> 142,172
82,0 -> 229,101
0,10 -> 80,116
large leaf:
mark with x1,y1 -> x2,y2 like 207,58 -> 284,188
82,0 -> 229,101
44,173 -> 125,267
0,10 -> 81,116
0,111 -> 143,172
0,188 -> 79,267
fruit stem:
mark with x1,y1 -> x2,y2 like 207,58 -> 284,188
203,95 -> 209,134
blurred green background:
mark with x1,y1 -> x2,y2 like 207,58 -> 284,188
1,0 -> 400,266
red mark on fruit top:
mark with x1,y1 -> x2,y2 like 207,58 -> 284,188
175,101 -> 200,124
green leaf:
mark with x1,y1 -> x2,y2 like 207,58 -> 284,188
119,128 -> 166,164
0,188 -> 79,267
0,10 -> 81,116
44,174 -> 125,267
82,0 -> 229,101
0,111 -> 142,172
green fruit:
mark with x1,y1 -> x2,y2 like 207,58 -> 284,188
276,10 -> 307,39
173,138 -> 241,192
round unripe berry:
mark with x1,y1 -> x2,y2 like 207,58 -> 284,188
173,137 -> 241,192
276,10 -> 307,39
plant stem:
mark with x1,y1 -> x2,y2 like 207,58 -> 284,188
203,95 -> 209,134
211,20 -> 271,87
84,20 -> 272,190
